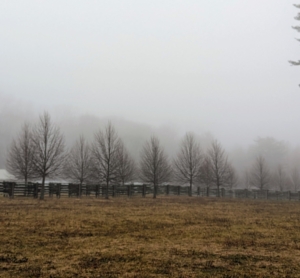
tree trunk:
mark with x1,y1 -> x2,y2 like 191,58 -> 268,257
105,181 -> 109,199
153,184 -> 157,199
40,176 -> 45,200
79,182 -> 82,198
24,176 -> 28,196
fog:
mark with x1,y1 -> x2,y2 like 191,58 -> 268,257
0,95 -> 214,167
1,1 -> 300,183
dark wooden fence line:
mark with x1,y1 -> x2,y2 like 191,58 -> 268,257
1,181 -> 300,201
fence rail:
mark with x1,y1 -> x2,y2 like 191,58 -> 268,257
1,181 -> 300,201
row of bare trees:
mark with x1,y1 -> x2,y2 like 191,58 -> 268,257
6,113 -> 136,199
6,112 -> 240,199
9,111 -> 297,199
172,135 -> 237,197
243,155 -> 300,192
6,113 -> 65,199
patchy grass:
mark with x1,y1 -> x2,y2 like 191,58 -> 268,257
1,196 -> 300,277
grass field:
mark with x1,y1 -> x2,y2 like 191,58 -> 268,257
1,197 -> 300,277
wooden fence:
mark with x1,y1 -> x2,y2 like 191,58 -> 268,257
1,181 -> 300,201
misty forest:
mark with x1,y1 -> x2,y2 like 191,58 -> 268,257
3,109 -> 300,195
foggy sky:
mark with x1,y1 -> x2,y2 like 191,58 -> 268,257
0,0 -> 299,148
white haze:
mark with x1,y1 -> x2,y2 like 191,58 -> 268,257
0,1 -> 300,165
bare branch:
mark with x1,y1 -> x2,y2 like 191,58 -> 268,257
139,136 -> 172,198
250,155 -> 270,190
31,112 -> 66,199
207,140 -> 229,195
91,122 -> 120,198
226,164 -> 239,190
64,135 -> 93,187
173,133 -> 203,195
6,123 -> 36,183
290,167 -> 300,192
116,141 -> 136,185
243,169 -> 252,190
199,155 -> 213,188
272,164 -> 287,191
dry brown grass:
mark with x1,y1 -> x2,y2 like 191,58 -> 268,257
1,196 -> 300,277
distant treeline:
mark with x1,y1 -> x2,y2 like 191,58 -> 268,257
4,111 -> 300,199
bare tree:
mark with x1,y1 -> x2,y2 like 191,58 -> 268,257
227,164 -> 239,190
64,135 -> 93,196
207,140 -> 229,196
243,169 -> 252,190
116,141 -> 136,185
173,133 -> 203,196
91,122 -> 120,199
291,167 -> 300,192
32,112 -> 65,200
140,136 -> 172,198
6,123 -> 35,184
199,155 -> 213,188
250,155 -> 270,190
273,164 -> 287,191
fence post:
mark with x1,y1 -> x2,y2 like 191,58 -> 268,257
86,184 -> 89,197
197,186 -> 200,196
10,183 -> 15,199
51,183 -> 54,198
96,184 -> 99,198
71,183 -> 75,198
49,183 -> 52,198
206,187 -> 209,197
34,183 -> 38,199
57,184 -> 61,198
127,185 -> 130,197
112,184 -> 115,197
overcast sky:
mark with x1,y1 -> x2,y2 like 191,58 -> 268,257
0,0 -> 299,148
